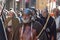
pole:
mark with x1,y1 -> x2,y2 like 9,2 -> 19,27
48,0 -> 49,13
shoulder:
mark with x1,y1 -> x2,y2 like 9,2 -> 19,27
50,16 -> 54,20
33,21 -> 42,27
33,21 -> 43,33
49,16 -> 55,22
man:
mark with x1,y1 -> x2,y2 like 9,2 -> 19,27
5,10 -> 19,40
36,9 -> 56,40
53,8 -> 60,40
13,8 -> 48,40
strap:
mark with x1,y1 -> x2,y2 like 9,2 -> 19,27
36,15 -> 50,39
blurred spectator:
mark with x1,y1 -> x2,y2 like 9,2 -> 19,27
53,8 -> 60,40
5,10 -> 19,40
12,8 -> 48,40
36,8 -> 56,40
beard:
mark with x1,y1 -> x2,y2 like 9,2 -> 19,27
21,18 -> 30,23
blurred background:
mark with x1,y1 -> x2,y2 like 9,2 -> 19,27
0,0 -> 60,12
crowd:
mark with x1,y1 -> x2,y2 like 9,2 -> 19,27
0,4 -> 60,40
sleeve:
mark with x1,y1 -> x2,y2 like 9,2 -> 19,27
56,17 -> 60,29
51,19 -> 56,40
33,21 -> 43,35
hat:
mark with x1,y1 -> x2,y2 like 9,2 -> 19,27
23,8 -> 32,15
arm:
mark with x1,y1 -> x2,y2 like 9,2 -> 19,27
51,20 -> 56,40
56,18 -> 60,32
56,28 -> 60,32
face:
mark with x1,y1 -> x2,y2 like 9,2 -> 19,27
22,13 -> 30,19
53,9 -> 59,17
22,13 -> 31,23
8,11 -> 14,18
53,11 -> 57,17
42,10 -> 48,18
